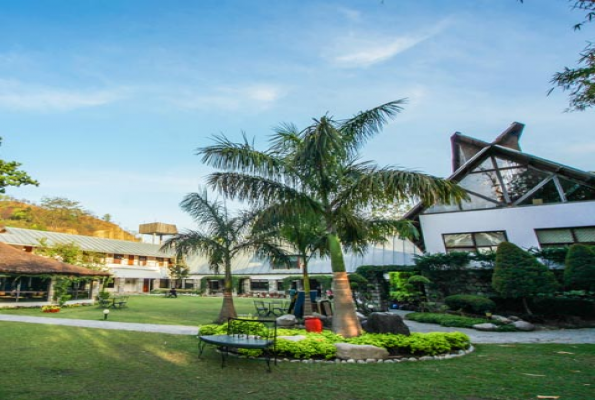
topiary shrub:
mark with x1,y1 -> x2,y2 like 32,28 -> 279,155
492,242 -> 558,315
445,294 -> 496,315
564,244 -> 595,292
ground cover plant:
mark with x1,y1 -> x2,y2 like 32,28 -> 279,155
0,322 -> 592,400
0,295 -> 257,326
405,312 -> 517,331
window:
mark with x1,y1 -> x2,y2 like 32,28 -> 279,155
443,231 -> 507,253
113,254 -> 123,264
156,257 -> 164,267
535,226 -> 595,248
250,280 -> 269,291
139,256 -> 147,266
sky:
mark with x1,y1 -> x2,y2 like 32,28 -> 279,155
1,0 -> 593,237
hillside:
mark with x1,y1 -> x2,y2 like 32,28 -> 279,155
0,198 -> 139,241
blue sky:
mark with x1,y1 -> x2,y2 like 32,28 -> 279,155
1,0 -> 593,235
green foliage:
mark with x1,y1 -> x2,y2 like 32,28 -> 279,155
199,276 -> 248,293
529,246 -> 570,267
564,244 -> 595,292
347,272 -> 368,288
199,322 -> 470,358
388,271 -> 427,303
532,297 -> 595,319
492,242 -> 558,300
406,312 -> 492,329
0,137 -> 39,193
52,277 -> 72,306
444,294 -> 496,315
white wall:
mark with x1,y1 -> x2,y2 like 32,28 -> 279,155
419,201 -> 595,253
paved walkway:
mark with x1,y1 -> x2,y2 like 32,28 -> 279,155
0,313 -> 593,344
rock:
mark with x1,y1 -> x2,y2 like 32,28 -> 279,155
277,335 -> 307,342
513,320 -> 535,331
276,314 -> 297,327
334,343 -> 390,360
508,316 -> 521,321
491,314 -> 512,324
473,323 -> 499,331
364,312 -> 411,336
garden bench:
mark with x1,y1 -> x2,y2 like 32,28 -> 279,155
198,318 -> 277,372
111,296 -> 129,309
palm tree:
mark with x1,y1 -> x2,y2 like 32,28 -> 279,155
199,100 -> 467,337
161,190 -> 259,324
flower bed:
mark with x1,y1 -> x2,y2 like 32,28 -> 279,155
198,323 -> 471,361
41,305 -> 61,313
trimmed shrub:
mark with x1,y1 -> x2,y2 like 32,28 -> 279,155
492,242 -> 558,314
406,312 -> 490,328
564,244 -> 595,292
445,294 -> 496,315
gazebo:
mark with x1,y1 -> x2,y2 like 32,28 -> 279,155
0,242 -> 110,306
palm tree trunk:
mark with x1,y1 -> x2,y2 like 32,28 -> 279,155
216,260 -> 237,324
302,260 -> 313,317
328,233 -> 362,338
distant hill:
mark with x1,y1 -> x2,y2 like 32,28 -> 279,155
0,198 -> 139,242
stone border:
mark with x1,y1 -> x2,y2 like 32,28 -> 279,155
217,345 -> 475,365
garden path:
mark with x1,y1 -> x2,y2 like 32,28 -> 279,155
0,313 -> 593,344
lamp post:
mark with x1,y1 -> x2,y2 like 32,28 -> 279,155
103,309 -> 110,320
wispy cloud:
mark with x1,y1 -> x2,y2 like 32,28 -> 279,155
172,83 -> 286,111
336,7 -> 361,22
0,79 -> 127,112
328,20 -> 450,68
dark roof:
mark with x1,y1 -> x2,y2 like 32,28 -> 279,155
0,242 -> 110,276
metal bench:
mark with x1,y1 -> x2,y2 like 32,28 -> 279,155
198,318 -> 277,372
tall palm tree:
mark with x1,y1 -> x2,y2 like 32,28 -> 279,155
199,100 -> 467,337
161,190 -> 259,324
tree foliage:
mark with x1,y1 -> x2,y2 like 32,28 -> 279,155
198,100 -> 467,337
0,137 -> 38,193
564,243 -> 595,291
492,242 -> 558,314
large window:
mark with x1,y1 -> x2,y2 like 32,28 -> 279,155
113,254 -> 123,264
535,226 -> 595,248
250,280 -> 269,291
443,231 -> 507,253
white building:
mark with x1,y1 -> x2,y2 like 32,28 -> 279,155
405,122 -> 595,253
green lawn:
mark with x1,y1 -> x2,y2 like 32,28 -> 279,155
0,295 -> 258,325
0,322 -> 592,400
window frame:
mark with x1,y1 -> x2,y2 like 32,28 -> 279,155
535,226 -> 595,248
442,230 -> 508,253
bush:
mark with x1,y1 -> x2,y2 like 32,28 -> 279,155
532,297 -> 595,319
445,294 -> 496,315
493,242 -> 558,314
565,244 -> 595,292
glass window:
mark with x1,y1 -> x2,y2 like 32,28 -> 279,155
459,193 -> 500,210
472,157 -> 497,172
501,167 -> 551,203
518,179 -> 561,206
536,226 -> 595,247
423,202 -> 461,214
250,280 -> 269,291
113,254 -> 123,264
443,231 -> 507,253
494,157 -> 523,169
557,176 -> 595,202
459,171 -> 504,202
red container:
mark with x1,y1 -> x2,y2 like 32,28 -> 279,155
304,317 -> 323,333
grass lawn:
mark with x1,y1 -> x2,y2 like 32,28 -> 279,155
0,322 -> 592,400
0,295 -> 258,325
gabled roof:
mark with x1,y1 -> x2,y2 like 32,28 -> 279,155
451,122 -> 524,171
405,122 -> 595,222
0,227 -> 174,258
0,242 -> 110,276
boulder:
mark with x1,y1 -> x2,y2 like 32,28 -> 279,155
491,315 -> 512,324
276,314 -> 297,327
334,343 -> 389,360
364,312 -> 410,336
472,323 -> 499,331
513,320 -> 535,331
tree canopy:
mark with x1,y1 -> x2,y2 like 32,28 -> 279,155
0,137 -> 38,193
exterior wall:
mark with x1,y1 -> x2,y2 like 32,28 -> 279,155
420,201 -> 595,253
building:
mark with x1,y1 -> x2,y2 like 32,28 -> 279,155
0,227 -> 176,294
405,122 -> 595,254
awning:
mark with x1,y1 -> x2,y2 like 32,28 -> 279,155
111,268 -> 167,279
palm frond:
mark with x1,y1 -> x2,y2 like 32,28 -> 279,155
180,191 -> 228,236
339,99 -> 406,154
198,133 -> 286,179
161,230 -> 222,259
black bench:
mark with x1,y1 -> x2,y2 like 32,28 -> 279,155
198,318 -> 277,372
111,296 -> 129,309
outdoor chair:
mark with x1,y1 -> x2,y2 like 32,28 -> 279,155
253,300 -> 269,317
270,300 -> 287,316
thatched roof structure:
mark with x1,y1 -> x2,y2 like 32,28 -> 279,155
0,242 -> 110,277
